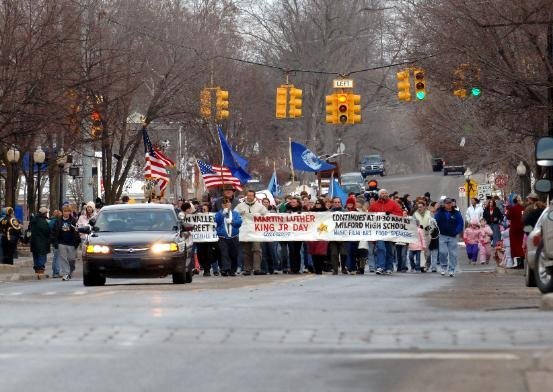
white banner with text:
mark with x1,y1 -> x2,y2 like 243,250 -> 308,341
184,212 -> 418,243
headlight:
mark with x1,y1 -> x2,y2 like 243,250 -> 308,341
151,243 -> 178,253
86,244 -> 111,254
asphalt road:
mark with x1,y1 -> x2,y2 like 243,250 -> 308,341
1,172 -> 551,392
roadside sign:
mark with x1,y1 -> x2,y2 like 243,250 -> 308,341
477,184 -> 493,200
458,186 -> 466,197
461,180 -> 478,198
333,79 -> 354,88
495,174 -> 508,189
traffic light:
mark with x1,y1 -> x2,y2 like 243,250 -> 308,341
90,110 -> 103,138
326,94 -> 338,124
275,86 -> 287,118
216,89 -> 229,120
348,94 -> 361,124
288,87 -> 302,118
470,87 -> 481,97
200,88 -> 211,119
396,70 -> 411,101
413,69 -> 426,100
337,93 -> 349,124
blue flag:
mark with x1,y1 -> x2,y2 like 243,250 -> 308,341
218,127 -> 251,184
267,170 -> 281,196
330,178 -> 348,205
290,142 -> 335,172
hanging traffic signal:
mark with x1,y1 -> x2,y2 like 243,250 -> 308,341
337,94 -> 348,124
200,88 -> 211,119
470,87 -> 481,97
288,87 -> 302,118
396,70 -> 411,101
216,89 -> 229,120
349,94 -> 361,124
276,86 -> 287,118
325,94 -> 338,124
453,64 -> 481,99
90,110 -> 103,138
413,69 -> 426,100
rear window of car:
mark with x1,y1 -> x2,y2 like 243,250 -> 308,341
95,209 -> 177,232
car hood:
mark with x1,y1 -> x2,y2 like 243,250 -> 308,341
87,231 -> 179,246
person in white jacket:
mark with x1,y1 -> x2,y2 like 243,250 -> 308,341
235,190 -> 268,275
465,197 -> 483,224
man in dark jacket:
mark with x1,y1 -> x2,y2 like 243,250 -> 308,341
329,197 -> 349,275
51,205 -> 81,280
30,207 -> 51,279
434,198 -> 464,277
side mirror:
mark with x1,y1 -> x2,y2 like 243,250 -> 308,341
89,218 -> 96,226
78,226 -> 91,234
535,179 -> 552,194
536,137 -> 553,166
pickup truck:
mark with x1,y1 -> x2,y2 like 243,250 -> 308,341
359,155 -> 385,177
443,161 -> 466,176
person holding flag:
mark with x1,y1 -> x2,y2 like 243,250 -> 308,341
214,198 -> 242,277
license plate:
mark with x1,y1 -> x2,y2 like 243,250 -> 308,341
116,259 -> 141,269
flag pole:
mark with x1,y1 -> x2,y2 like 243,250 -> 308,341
330,170 -> 334,199
288,137 -> 295,182
217,124 -> 226,190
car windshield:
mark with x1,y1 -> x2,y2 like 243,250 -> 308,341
342,175 -> 363,184
94,210 -> 178,232
362,157 -> 381,163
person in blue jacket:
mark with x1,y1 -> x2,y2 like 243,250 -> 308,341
214,198 -> 242,277
434,198 -> 464,276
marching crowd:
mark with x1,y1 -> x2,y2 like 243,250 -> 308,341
0,183 -> 547,281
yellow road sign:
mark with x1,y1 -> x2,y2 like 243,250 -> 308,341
462,179 -> 478,198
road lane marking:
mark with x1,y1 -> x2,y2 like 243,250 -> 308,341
43,291 -> 57,296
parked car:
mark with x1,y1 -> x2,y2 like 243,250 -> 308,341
341,172 -> 365,195
431,158 -> 444,172
359,155 -> 385,177
80,203 -> 194,286
526,206 -> 553,293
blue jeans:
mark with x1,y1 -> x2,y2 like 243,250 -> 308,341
396,244 -> 407,271
490,224 -> 501,246
347,242 -> 359,271
375,241 -> 394,272
300,242 -> 313,272
439,235 -> 458,273
261,242 -> 279,273
51,248 -> 60,275
33,253 -> 47,272
428,248 -> 439,271
367,242 -> 376,271
409,250 -> 421,271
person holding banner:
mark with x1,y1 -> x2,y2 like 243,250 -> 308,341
368,189 -> 403,275
285,196 -> 303,274
215,199 -> 243,277
235,190 -> 268,275
434,198 -> 464,277
307,199 -> 329,275
329,197 -> 350,275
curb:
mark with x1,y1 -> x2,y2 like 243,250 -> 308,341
495,266 -> 524,275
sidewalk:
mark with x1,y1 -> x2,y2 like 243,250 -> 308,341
0,246 -> 82,282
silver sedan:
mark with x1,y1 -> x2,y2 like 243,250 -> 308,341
525,207 -> 553,293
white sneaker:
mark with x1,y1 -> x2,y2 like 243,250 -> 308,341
440,269 -> 446,276
62,275 -> 70,281
449,272 -> 455,277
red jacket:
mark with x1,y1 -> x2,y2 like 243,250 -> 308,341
368,198 -> 403,216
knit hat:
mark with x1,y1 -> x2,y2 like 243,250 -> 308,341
86,201 -> 96,210
346,195 -> 356,206
38,207 -> 49,214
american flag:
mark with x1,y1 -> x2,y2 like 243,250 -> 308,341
197,160 -> 243,191
143,128 -> 175,191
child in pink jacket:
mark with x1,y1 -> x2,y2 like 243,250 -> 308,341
408,221 -> 426,272
478,218 -> 493,264
463,218 -> 480,264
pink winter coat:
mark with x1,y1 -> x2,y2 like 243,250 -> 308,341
408,227 -> 426,251
463,226 -> 480,245
479,225 -> 493,244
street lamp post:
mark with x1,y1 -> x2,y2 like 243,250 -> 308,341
517,161 -> 527,198
6,146 -> 20,208
56,149 -> 68,209
464,168 -> 473,208
33,146 -> 46,213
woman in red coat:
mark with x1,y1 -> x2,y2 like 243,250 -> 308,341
506,196 -> 524,261
307,199 -> 329,274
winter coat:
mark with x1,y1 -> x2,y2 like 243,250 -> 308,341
214,209 -> 242,239
483,207 -> 503,225
307,241 -> 328,256
434,208 -> 464,237
51,216 -> 81,248
235,200 -> 268,217
408,227 -> 426,251
479,224 -> 493,244
465,205 -> 484,223
463,226 -> 481,245
30,215 -> 51,255
368,198 -> 403,216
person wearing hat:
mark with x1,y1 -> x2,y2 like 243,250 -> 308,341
434,198 -> 464,276
213,184 -> 239,211
77,201 -> 97,241
0,207 -> 21,265
215,198 -> 242,276
30,207 -> 51,279
48,209 -> 62,277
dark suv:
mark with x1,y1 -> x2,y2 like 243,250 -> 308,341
80,204 -> 194,286
360,155 -> 385,177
